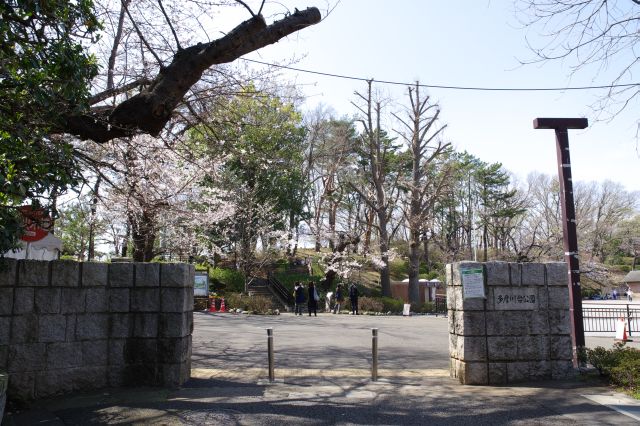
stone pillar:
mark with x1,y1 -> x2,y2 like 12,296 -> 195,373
0,258 -> 194,401
448,261 -> 574,385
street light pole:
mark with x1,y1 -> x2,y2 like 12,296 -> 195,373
533,117 -> 587,367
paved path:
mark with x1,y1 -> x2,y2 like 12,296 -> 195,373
192,312 -> 451,373
4,312 -> 640,425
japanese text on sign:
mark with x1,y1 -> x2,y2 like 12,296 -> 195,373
461,267 -> 485,299
496,294 -> 536,304
493,288 -> 539,310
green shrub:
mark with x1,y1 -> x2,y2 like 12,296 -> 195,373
380,296 -> 404,313
611,359 -> 640,391
222,293 -> 245,310
359,296 -> 383,312
587,346 -> 620,375
60,254 -> 77,261
410,301 -> 435,314
581,288 -> 601,299
389,259 -> 408,280
209,268 -> 244,293
221,293 -> 273,314
587,343 -> 640,391
245,295 -> 273,313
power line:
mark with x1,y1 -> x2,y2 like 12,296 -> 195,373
241,58 -> 639,92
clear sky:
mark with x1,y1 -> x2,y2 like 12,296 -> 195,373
238,1 -> 640,191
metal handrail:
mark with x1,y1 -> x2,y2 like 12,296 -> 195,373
268,274 -> 294,307
582,304 -> 640,336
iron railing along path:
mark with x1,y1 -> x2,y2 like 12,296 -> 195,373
582,304 -> 640,336
268,274 -> 294,309
434,296 -> 447,315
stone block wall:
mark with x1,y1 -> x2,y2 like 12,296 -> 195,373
447,261 -> 574,385
0,259 -> 194,401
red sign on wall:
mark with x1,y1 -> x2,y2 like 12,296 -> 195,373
19,206 -> 52,242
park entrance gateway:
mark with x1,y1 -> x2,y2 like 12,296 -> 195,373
447,261 -> 573,385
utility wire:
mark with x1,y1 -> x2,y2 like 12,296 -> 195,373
242,58 -> 639,92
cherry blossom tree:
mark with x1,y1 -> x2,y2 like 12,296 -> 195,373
88,134 -> 233,261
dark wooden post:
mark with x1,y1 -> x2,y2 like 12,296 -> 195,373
533,117 -> 587,367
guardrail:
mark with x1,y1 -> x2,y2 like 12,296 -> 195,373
268,274 -> 293,308
583,304 -> 640,336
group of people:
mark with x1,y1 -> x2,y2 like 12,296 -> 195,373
293,281 -> 320,316
293,282 -> 359,316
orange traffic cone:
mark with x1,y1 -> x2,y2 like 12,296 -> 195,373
208,298 -> 217,312
219,298 -> 227,313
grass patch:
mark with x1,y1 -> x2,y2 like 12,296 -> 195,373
273,263 -> 323,294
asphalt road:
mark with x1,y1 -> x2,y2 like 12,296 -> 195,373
192,312 -> 451,373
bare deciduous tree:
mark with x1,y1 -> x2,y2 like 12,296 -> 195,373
392,83 -> 451,303
349,81 -> 401,297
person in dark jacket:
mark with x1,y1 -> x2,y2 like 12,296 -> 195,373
333,284 -> 344,314
349,283 -> 359,315
294,282 -> 305,316
307,281 -> 319,316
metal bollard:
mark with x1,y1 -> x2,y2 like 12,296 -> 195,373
267,328 -> 275,382
371,328 -> 378,381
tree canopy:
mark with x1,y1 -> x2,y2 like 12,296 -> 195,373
1,0 -> 100,252
0,0 -> 321,255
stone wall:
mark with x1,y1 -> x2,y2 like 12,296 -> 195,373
0,259 -> 194,401
447,261 -> 573,385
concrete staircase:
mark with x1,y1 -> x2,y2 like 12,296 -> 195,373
247,278 -> 291,312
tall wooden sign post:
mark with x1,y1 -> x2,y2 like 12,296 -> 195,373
533,117 -> 587,367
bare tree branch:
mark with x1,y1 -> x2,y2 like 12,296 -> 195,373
234,0 -> 256,17
157,0 -> 182,50
122,0 -> 163,66
89,77 -> 151,106
64,7 -> 321,143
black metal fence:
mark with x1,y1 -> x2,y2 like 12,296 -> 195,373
434,296 -> 447,315
582,305 -> 640,336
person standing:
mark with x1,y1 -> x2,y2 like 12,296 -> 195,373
294,282 -> 305,316
325,291 -> 334,312
349,283 -> 359,315
307,281 -> 319,316
333,284 -> 344,314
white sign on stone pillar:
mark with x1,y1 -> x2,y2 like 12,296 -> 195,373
461,267 -> 485,299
